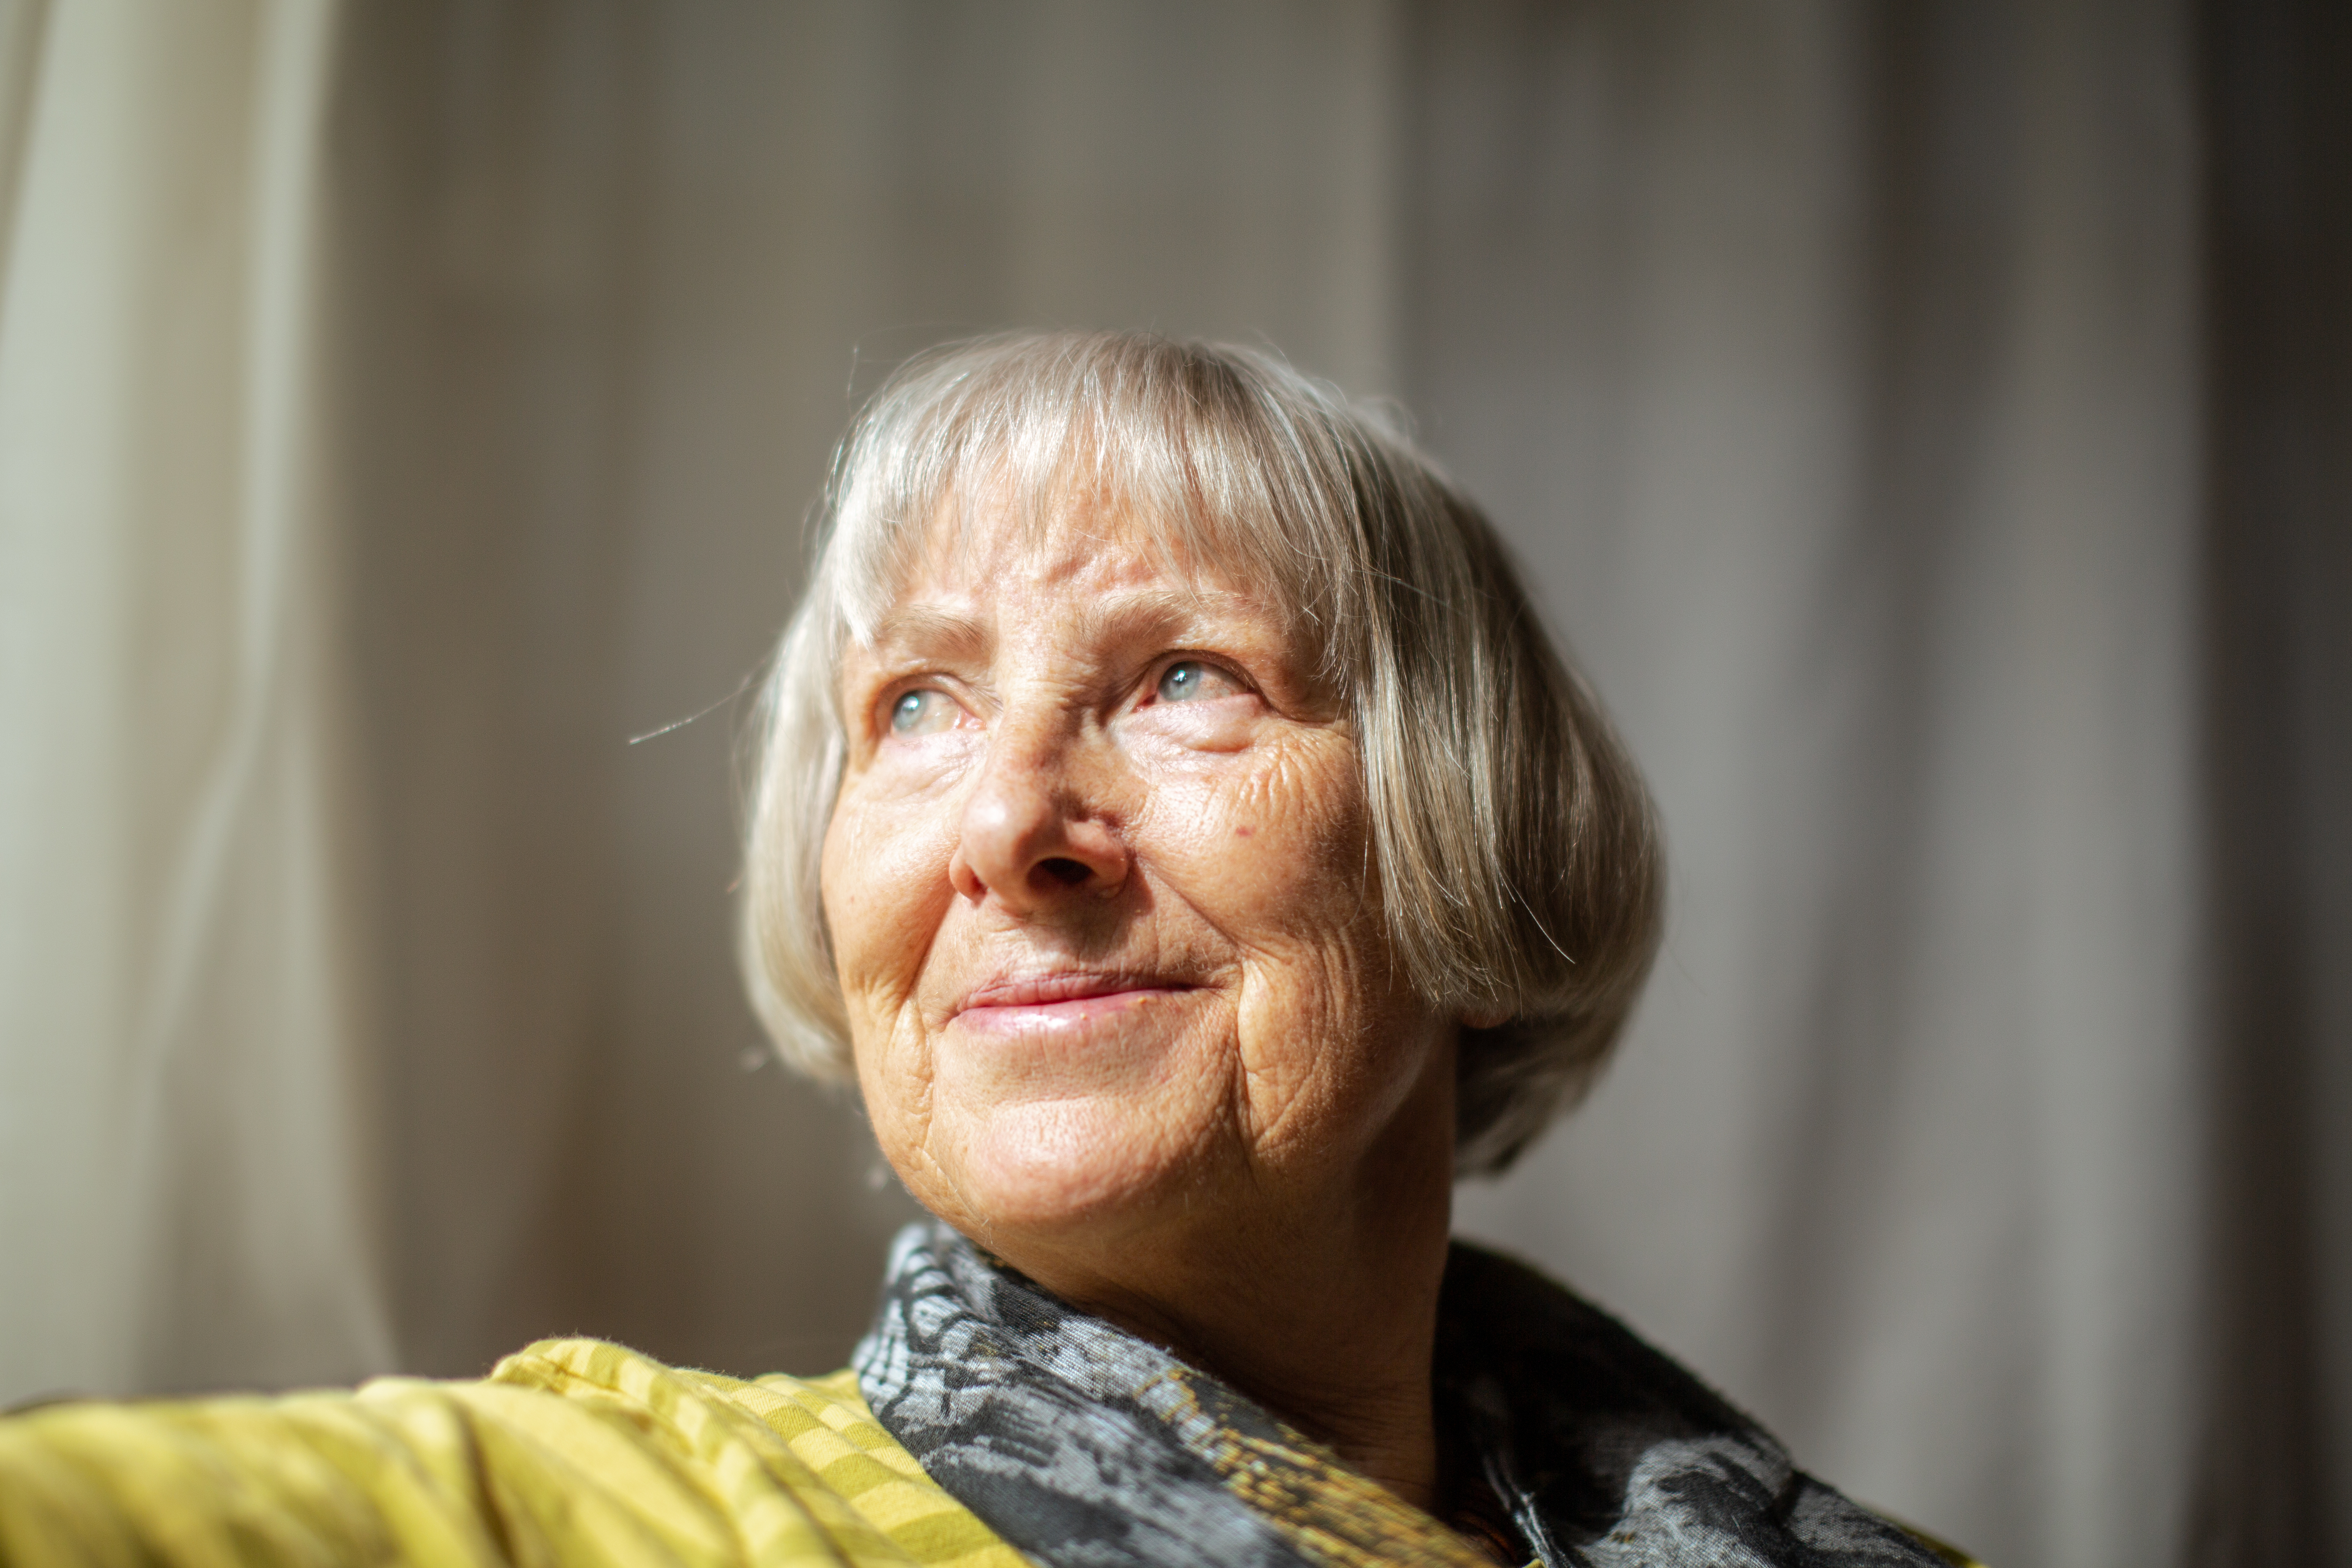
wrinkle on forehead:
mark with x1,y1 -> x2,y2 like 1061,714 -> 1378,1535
835,407 -> 1316,654
868,487 -> 1298,653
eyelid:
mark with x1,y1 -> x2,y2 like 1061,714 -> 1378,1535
1145,654 -> 1253,701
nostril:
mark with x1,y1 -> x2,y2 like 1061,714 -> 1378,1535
1037,857 -> 1091,887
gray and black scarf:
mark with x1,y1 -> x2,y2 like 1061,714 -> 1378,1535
852,1221 -> 1956,1568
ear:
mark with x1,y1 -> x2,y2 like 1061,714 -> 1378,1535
1462,1006 -> 1511,1030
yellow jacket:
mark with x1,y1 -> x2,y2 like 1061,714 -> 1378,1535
0,1337 -> 1025,1568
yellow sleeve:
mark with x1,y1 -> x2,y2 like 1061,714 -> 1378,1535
0,1341 -> 1013,1568
0,1381 -> 518,1567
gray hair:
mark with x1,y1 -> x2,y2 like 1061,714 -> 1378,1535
738,330 -> 1662,1176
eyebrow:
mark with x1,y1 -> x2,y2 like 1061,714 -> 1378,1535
865,604 -> 992,662
1073,587 -> 1228,650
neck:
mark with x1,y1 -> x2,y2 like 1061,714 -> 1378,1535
988,1062 -> 1460,1511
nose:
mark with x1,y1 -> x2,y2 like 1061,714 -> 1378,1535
949,721 -> 1130,913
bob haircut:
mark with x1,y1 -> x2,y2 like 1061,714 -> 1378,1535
739,330 -> 1662,1176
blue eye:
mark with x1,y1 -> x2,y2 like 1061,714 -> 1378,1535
890,689 -> 957,734
1156,661 -> 1228,702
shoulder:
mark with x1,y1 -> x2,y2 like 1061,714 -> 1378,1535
0,1337 -> 1024,1568
483,1337 -> 1023,1565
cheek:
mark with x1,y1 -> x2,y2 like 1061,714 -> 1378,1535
826,789 -> 963,1206
1141,737 -> 1429,1149
820,782 -> 960,1029
1143,737 -> 1370,935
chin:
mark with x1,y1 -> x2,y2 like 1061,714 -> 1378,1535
920,1094 -> 1227,1243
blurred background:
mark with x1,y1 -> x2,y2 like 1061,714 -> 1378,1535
0,2 -> 2344,1565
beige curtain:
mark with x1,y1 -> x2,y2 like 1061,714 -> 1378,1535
0,0 -> 388,1398
2,4 -> 2343,1566
1421,9 -> 2201,1566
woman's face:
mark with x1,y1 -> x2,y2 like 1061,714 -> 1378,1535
822,494 -> 1453,1256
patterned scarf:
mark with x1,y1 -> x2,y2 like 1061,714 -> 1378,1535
853,1222 -> 1948,1568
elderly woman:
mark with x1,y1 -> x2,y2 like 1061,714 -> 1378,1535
0,333 -> 1965,1568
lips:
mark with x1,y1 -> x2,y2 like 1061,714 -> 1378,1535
950,971 -> 1197,1034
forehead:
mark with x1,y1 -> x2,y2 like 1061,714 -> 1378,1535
875,490 -> 1285,644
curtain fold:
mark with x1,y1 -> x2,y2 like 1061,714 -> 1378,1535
2190,0 -> 2352,1558
0,0 -> 387,1400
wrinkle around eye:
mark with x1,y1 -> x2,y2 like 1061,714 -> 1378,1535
1121,690 -> 1263,755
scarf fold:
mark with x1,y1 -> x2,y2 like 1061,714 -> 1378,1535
853,1222 -> 1944,1568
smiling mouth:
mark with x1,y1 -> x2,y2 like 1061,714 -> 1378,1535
951,972 -> 1198,1033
